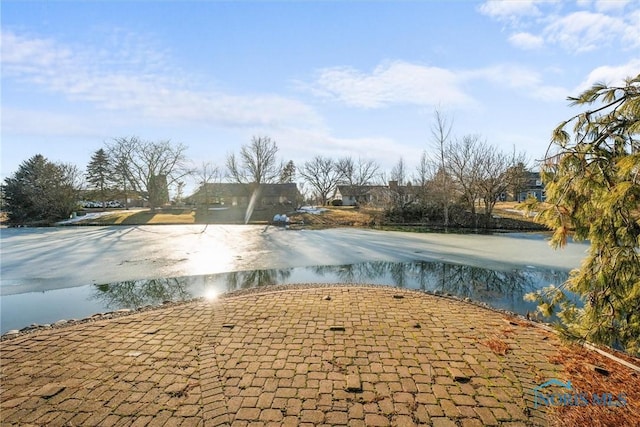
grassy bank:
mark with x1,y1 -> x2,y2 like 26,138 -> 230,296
62,202 -> 544,230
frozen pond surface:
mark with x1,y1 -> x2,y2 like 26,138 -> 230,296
0,225 -> 588,333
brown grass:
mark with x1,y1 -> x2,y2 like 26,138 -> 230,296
293,207 -> 381,228
145,211 -> 196,224
72,209 -> 196,225
492,201 -> 546,221
71,203 -> 546,229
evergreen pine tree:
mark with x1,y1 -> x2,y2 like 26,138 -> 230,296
2,154 -> 79,224
86,148 -> 113,208
526,75 -> 640,355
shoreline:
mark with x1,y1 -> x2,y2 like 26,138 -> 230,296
0,282 -> 537,341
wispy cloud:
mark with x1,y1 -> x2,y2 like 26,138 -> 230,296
304,61 -> 567,109
463,64 -> 567,101
478,0 -> 543,22
594,0 -> 631,13
543,11 -> 628,53
1,29 -> 322,132
479,0 -> 640,52
508,32 -> 544,50
303,61 -> 474,109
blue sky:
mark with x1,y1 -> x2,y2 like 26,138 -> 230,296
2,0 -> 639,190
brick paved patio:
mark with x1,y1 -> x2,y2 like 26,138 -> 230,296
1,286 -> 574,426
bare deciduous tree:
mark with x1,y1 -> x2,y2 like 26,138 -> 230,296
108,138 -> 135,209
335,156 -> 380,205
195,161 -> 221,206
336,156 -> 380,186
390,157 -> 406,185
431,109 -> 454,226
226,136 -> 282,184
446,134 -> 484,217
505,155 -> 530,202
108,137 -> 192,211
299,156 -> 341,206
446,134 -> 526,222
413,151 -> 437,203
479,150 -> 527,217
477,149 -> 527,217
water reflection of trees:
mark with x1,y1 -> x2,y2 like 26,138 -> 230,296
310,261 -> 568,302
91,261 -> 569,313
92,277 -> 192,310
223,268 -> 292,291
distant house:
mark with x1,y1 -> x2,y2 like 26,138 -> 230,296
333,181 -> 417,207
516,172 -> 546,202
334,185 -> 390,206
187,182 -> 301,207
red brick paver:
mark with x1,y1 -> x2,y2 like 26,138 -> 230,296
1,286 -> 574,425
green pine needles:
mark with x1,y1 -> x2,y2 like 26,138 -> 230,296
526,74 -> 640,356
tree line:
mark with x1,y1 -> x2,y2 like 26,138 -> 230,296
1,125 -> 530,226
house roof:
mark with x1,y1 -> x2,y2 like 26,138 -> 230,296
525,171 -> 543,188
189,182 -> 299,199
336,185 -> 388,196
336,184 -> 418,197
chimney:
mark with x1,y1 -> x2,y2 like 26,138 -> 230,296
389,180 -> 398,191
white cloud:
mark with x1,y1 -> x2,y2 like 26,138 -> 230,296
478,0 -> 542,20
305,60 -> 569,111
622,9 -> 640,48
0,31 -> 73,70
306,61 -> 474,109
594,0 -> 630,12
508,32 -> 545,49
480,1 -> 640,53
1,29 -> 322,131
463,64 -> 567,101
543,11 -> 626,52
575,59 -> 640,92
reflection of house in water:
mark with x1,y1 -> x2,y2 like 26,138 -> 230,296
187,183 -> 301,207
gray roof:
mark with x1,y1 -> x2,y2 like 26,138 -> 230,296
190,182 -> 299,199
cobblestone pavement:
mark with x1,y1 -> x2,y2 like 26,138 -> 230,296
1,285 -> 571,426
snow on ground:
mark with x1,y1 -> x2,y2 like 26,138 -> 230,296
504,208 -> 537,218
56,209 -> 145,225
297,206 -> 328,215
0,225 -> 588,297
57,211 -> 115,225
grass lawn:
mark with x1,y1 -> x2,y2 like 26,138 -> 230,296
75,209 -> 197,225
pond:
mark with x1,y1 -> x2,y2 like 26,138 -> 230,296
1,260 -> 570,333
1,225 -> 588,333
